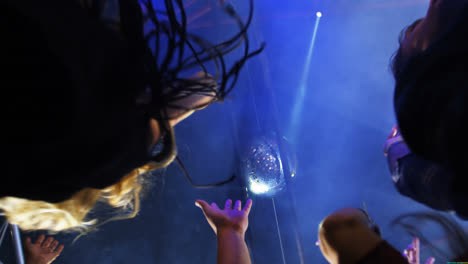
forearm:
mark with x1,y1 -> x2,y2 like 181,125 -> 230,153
216,229 -> 251,264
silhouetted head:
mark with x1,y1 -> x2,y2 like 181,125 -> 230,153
392,1 -> 468,190
0,0 -> 263,233
317,208 -> 382,264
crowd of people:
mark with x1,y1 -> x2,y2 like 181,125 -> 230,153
195,0 -> 468,263
1,0 -> 468,263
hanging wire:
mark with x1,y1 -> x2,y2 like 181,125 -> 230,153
176,156 -> 236,188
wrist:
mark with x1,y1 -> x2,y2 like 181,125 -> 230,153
217,227 -> 245,239
25,257 -> 42,264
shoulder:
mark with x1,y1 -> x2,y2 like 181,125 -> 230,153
357,241 -> 408,264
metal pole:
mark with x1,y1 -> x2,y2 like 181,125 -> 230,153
11,224 -> 25,264
0,222 -> 8,248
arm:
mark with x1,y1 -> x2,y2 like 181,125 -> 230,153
217,228 -> 251,264
196,199 -> 252,264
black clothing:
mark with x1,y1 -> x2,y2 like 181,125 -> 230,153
357,241 -> 408,264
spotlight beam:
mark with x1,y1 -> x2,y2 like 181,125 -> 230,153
288,12 -> 322,143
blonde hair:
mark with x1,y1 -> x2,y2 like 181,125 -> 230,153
0,125 -> 176,234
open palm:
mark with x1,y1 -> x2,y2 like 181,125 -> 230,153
196,199 -> 252,235
24,235 -> 64,264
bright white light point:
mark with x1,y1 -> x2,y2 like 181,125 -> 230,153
249,181 -> 271,194
316,12 -> 322,18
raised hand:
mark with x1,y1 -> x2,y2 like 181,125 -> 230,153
195,199 -> 253,235
24,234 -> 64,264
403,237 -> 435,264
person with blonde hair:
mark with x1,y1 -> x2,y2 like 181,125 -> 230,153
0,0 -> 263,233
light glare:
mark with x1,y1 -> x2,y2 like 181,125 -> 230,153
249,181 -> 271,194
316,12 -> 322,18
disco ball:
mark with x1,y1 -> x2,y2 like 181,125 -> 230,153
242,136 -> 295,195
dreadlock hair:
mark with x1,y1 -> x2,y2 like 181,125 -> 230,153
0,0 -> 264,234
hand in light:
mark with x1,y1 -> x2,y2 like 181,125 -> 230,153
403,237 -> 435,264
195,199 -> 253,236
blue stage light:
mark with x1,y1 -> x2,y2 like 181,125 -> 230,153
316,12 -> 322,18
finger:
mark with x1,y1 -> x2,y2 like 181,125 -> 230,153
392,126 -> 398,137
55,244 -> 64,256
403,248 -> 413,259
25,237 -> 32,245
243,199 -> 253,214
195,200 -> 208,209
413,237 -> 420,264
211,202 -> 220,210
410,250 -> 416,264
425,257 -> 435,264
35,234 -> 45,245
408,244 -> 416,261
234,200 -> 241,211
42,237 -> 54,248
413,237 -> 420,250
195,200 -> 212,214
50,240 -> 59,251
394,126 -> 401,136
224,199 -> 232,210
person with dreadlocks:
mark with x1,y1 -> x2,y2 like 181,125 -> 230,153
0,0 -> 263,233
384,0 -> 468,220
